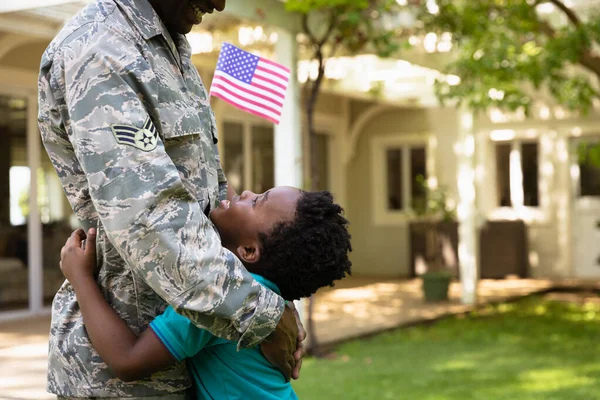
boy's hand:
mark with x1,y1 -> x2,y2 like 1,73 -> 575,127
260,302 -> 306,382
60,228 -> 98,284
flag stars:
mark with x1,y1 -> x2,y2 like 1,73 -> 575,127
215,44 -> 263,84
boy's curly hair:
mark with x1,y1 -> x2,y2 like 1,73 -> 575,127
258,191 -> 352,301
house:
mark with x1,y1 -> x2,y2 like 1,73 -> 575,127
0,0 -> 598,319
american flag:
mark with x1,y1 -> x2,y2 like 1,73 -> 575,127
210,43 -> 290,125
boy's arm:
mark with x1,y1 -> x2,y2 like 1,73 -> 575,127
60,229 -> 176,382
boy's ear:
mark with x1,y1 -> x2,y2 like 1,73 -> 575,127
236,244 -> 261,264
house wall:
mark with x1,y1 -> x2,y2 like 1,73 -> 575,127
344,106 -> 461,277
0,36 -> 46,91
1,42 -> 48,71
473,113 -> 600,279
334,100 -> 593,279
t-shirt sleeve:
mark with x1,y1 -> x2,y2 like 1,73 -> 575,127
150,306 -> 218,361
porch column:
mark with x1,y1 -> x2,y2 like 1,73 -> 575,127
456,108 -> 479,305
27,92 -> 43,313
274,28 -> 302,189
554,130 -> 573,277
273,28 -> 305,323
0,126 -> 10,226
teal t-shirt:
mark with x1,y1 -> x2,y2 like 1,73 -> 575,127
150,274 -> 298,400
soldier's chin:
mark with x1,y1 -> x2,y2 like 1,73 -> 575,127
172,20 -> 194,35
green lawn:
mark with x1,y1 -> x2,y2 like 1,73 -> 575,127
292,296 -> 600,399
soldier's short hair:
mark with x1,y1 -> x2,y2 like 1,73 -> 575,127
258,191 -> 352,300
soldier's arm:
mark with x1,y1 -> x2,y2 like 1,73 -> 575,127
49,27 -> 284,349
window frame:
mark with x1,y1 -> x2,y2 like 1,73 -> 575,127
221,115 -> 274,194
488,131 -> 549,224
371,133 -> 435,226
494,139 -> 540,209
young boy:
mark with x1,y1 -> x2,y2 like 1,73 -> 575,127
59,187 -> 352,400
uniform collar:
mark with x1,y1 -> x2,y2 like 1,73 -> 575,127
113,0 -> 191,69
113,0 -> 165,40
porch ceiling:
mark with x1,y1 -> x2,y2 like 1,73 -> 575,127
0,1 -> 89,39
0,0 -> 86,14
0,0 -> 298,40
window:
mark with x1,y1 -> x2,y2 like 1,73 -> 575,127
578,140 -> 600,197
315,133 -> 331,192
383,144 -> 427,212
223,122 -> 244,194
495,140 -> 539,208
251,125 -> 274,194
410,147 -> 427,212
521,142 -> 539,206
222,121 -> 275,195
386,149 -> 403,210
372,134 -> 432,225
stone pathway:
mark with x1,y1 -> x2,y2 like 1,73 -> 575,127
0,317 -> 53,400
312,277 -> 555,346
0,277 -> 580,399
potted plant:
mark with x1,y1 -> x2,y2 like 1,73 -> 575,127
412,176 -> 457,302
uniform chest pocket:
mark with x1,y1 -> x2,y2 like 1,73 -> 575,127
156,104 -> 220,210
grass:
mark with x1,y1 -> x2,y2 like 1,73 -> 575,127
292,295 -> 600,399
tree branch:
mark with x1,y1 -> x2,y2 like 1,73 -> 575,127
302,13 -> 318,47
538,19 -> 556,38
547,0 -> 582,27
538,20 -> 600,79
580,52 -> 600,79
317,10 -> 338,48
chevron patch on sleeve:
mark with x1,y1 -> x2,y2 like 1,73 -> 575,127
111,117 -> 159,152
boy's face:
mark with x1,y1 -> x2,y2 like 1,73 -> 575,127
210,186 -> 302,264
150,0 -> 226,35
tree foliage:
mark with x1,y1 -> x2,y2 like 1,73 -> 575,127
284,0 -> 401,191
415,0 -> 600,116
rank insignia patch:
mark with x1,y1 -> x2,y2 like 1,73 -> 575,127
111,117 -> 159,152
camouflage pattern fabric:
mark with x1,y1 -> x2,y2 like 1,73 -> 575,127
38,0 -> 284,397
57,395 -> 188,400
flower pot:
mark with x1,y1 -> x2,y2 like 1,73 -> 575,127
421,272 -> 452,302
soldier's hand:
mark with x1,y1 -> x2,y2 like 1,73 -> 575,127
260,302 -> 304,382
60,228 -> 98,283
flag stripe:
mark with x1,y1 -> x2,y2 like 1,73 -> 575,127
253,70 -> 288,90
259,57 -> 290,74
211,83 -> 282,115
256,63 -> 290,81
211,89 -> 280,123
211,87 -> 281,120
251,80 -> 287,99
213,71 -> 285,101
212,72 -> 284,108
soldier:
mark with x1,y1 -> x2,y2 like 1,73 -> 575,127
38,0 -> 305,398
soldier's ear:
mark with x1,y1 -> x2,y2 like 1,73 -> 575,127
236,244 -> 261,264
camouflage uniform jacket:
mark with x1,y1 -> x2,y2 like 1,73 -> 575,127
38,0 -> 285,397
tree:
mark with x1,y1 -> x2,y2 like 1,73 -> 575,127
283,0 -> 401,354
413,0 -> 600,117
284,0 -> 401,190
